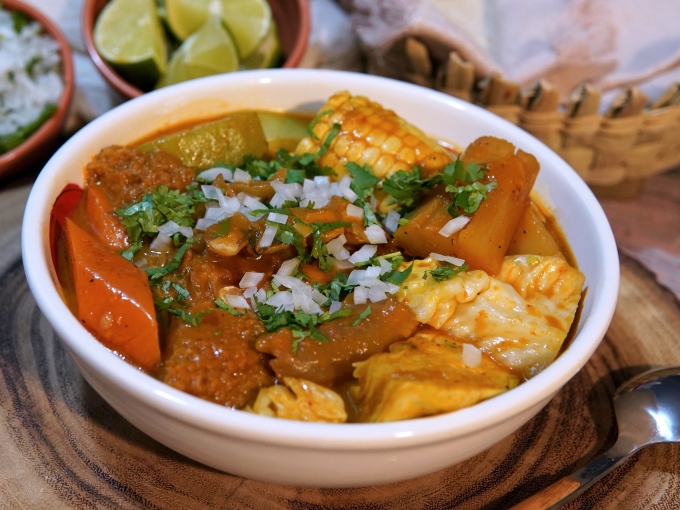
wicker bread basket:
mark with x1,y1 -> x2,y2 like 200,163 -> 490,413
395,37 -> 680,198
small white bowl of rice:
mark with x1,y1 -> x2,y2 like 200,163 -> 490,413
0,0 -> 74,181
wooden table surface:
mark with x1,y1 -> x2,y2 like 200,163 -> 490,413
1,165 -> 679,509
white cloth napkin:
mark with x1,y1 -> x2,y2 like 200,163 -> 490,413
341,0 -> 680,106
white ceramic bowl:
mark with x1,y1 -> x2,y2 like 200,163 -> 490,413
22,69 -> 619,488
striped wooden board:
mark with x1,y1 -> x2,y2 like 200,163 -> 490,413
2,183 -> 679,509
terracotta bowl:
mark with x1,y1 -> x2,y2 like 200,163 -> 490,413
82,0 -> 311,99
0,0 -> 75,181
22,69 -> 620,488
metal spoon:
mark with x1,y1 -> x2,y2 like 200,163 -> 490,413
511,366 -> 680,510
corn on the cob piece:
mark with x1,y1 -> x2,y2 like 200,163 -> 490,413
295,91 -> 452,178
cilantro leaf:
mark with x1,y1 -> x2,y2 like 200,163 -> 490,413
307,109 -> 333,139
211,218 -> 231,238
318,123 -> 341,157
423,263 -> 468,282
214,298 -> 244,316
346,162 -> 380,200
146,242 -> 191,281
351,306 -> 372,326
382,262 -> 414,286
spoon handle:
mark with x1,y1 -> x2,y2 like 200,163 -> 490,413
509,449 -> 632,509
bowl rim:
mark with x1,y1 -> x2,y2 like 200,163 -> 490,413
0,0 -> 75,178
81,0 -> 311,100
22,69 -> 620,450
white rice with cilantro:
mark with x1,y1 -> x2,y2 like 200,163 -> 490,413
0,7 -> 63,151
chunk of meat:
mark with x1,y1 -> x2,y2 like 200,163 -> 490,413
86,145 -> 195,208
255,298 -> 419,386
159,304 -> 273,407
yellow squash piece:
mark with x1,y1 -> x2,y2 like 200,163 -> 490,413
353,332 -> 519,422
139,111 -> 268,168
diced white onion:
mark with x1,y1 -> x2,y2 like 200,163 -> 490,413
157,220 -> 180,236
267,290 -> 295,309
197,168 -> 233,183
438,216 -> 471,237
384,209 -> 401,233
233,168 -> 251,182
218,196 -> 240,215
346,203 -> 364,219
195,217 -> 219,231
462,343 -> 482,368
201,185 -> 224,200
332,257 -> 355,270
364,225 -> 388,244
326,234 -> 350,261
241,194 -> 263,210
365,265 -> 382,279
430,252 -> 466,266
269,193 -> 286,208
267,212 -> 289,224
378,257 -> 393,275
368,286 -> 387,303
177,226 -> 194,238
353,286 -> 368,304
312,289 -> 328,305
276,258 -> 300,277
348,244 -> 378,264
239,272 -> 265,288
243,286 -> 258,298
329,300 -> 342,314
251,288 -> 267,309
225,295 -> 250,309
341,187 -> 358,202
150,232 -> 172,251
347,269 -> 366,286
369,196 -> 378,211
205,205 -> 227,220
273,274 -> 307,290
258,225 -> 278,248
313,175 -> 330,186
293,286 -> 323,314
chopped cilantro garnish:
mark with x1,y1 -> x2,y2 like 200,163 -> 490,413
211,218 -> 231,238
351,306 -> 372,326
285,168 -> 306,184
380,157 -> 495,219
11,10 -> 30,33
307,109 -> 333,139
214,298 -> 244,316
116,186 -> 197,259
382,262 -> 414,286
346,162 -> 380,200
317,123 -> 341,157
423,263 -> 468,282
146,242 -> 191,281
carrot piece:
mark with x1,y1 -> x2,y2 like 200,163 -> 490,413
64,217 -> 160,370
456,137 -> 537,275
85,184 -> 129,251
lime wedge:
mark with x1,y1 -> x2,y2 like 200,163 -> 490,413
241,21 -> 281,69
139,111 -> 269,168
165,0 -> 274,60
156,17 -> 239,88
94,0 -> 167,90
